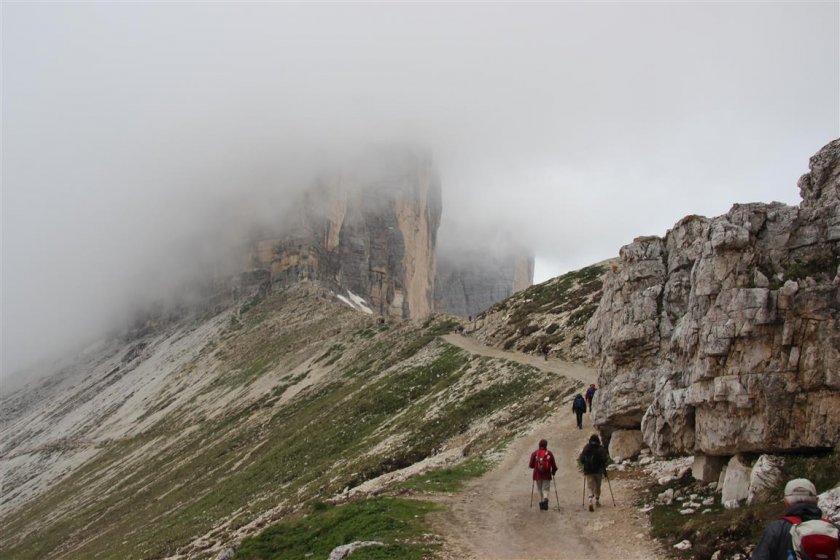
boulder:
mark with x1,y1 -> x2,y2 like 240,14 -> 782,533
692,453 -> 728,483
608,430 -> 644,462
657,488 -> 675,505
328,541 -> 384,560
721,455 -> 751,506
747,455 -> 784,505
818,487 -> 840,523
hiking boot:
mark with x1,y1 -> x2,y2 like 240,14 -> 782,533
540,499 -> 548,510
588,503 -> 594,512
596,499 -> 601,507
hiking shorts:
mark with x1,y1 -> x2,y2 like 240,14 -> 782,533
585,474 -> 603,499
535,479 -> 551,500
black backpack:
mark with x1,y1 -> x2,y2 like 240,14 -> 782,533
573,395 -> 586,412
583,445 -> 604,473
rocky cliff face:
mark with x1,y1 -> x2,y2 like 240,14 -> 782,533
434,248 -> 534,318
244,148 -> 442,319
586,139 -> 840,456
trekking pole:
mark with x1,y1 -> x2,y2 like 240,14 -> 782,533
552,474 -> 561,511
581,474 -> 586,507
604,471 -> 616,506
530,479 -> 535,509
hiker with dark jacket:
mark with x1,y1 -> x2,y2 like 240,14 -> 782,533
585,384 -> 596,412
578,434 -> 609,511
752,478 -> 837,560
572,394 -> 587,429
529,439 -> 558,511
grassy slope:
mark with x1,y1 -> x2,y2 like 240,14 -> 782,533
1,286 -> 576,559
473,263 -> 612,363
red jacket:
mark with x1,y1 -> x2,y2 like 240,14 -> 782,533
529,448 -> 558,480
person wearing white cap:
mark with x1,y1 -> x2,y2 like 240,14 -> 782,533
752,478 -> 837,560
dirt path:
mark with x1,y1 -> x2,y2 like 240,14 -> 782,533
434,334 -> 664,560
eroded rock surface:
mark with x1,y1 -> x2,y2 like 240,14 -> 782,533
434,246 -> 533,318
587,139 -> 840,455
245,147 -> 442,319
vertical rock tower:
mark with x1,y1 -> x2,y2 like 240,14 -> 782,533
434,247 -> 534,318
244,146 -> 442,319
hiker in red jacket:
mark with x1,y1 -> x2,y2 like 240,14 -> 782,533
528,439 -> 558,511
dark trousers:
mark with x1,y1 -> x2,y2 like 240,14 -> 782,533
575,411 -> 584,429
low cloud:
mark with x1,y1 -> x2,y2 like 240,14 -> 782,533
2,2 -> 838,378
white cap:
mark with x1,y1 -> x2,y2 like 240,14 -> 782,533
784,478 -> 817,497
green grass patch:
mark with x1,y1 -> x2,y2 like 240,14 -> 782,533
235,497 -> 442,560
504,264 -> 606,329
785,252 -> 840,281
398,455 -> 492,493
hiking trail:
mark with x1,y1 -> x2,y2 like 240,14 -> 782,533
431,334 -> 665,560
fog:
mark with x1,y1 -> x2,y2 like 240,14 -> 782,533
2,2 -> 838,380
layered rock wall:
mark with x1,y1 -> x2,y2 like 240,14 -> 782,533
586,139 -> 840,456
245,148 -> 442,319
434,250 -> 534,318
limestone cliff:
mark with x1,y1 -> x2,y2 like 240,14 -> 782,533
434,248 -> 534,318
586,139 -> 840,456
244,148 -> 442,319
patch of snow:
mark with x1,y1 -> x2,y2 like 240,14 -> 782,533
336,295 -> 355,309
347,291 -> 373,314
336,292 -> 373,315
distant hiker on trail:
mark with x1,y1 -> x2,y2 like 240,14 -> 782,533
541,343 -> 549,361
578,434 -> 609,512
752,478 -> 839,560
528,439 -> 558,511
572,394 -> 587,429
585,384 -> 596,412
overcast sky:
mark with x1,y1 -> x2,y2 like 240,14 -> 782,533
2,1 -> 838,378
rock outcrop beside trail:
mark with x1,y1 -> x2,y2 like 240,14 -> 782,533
586,139 -> 840,456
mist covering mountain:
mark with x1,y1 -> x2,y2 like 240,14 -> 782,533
2,139 -> 838,559
2,3 -> 839,559
3,1 -> 837,379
